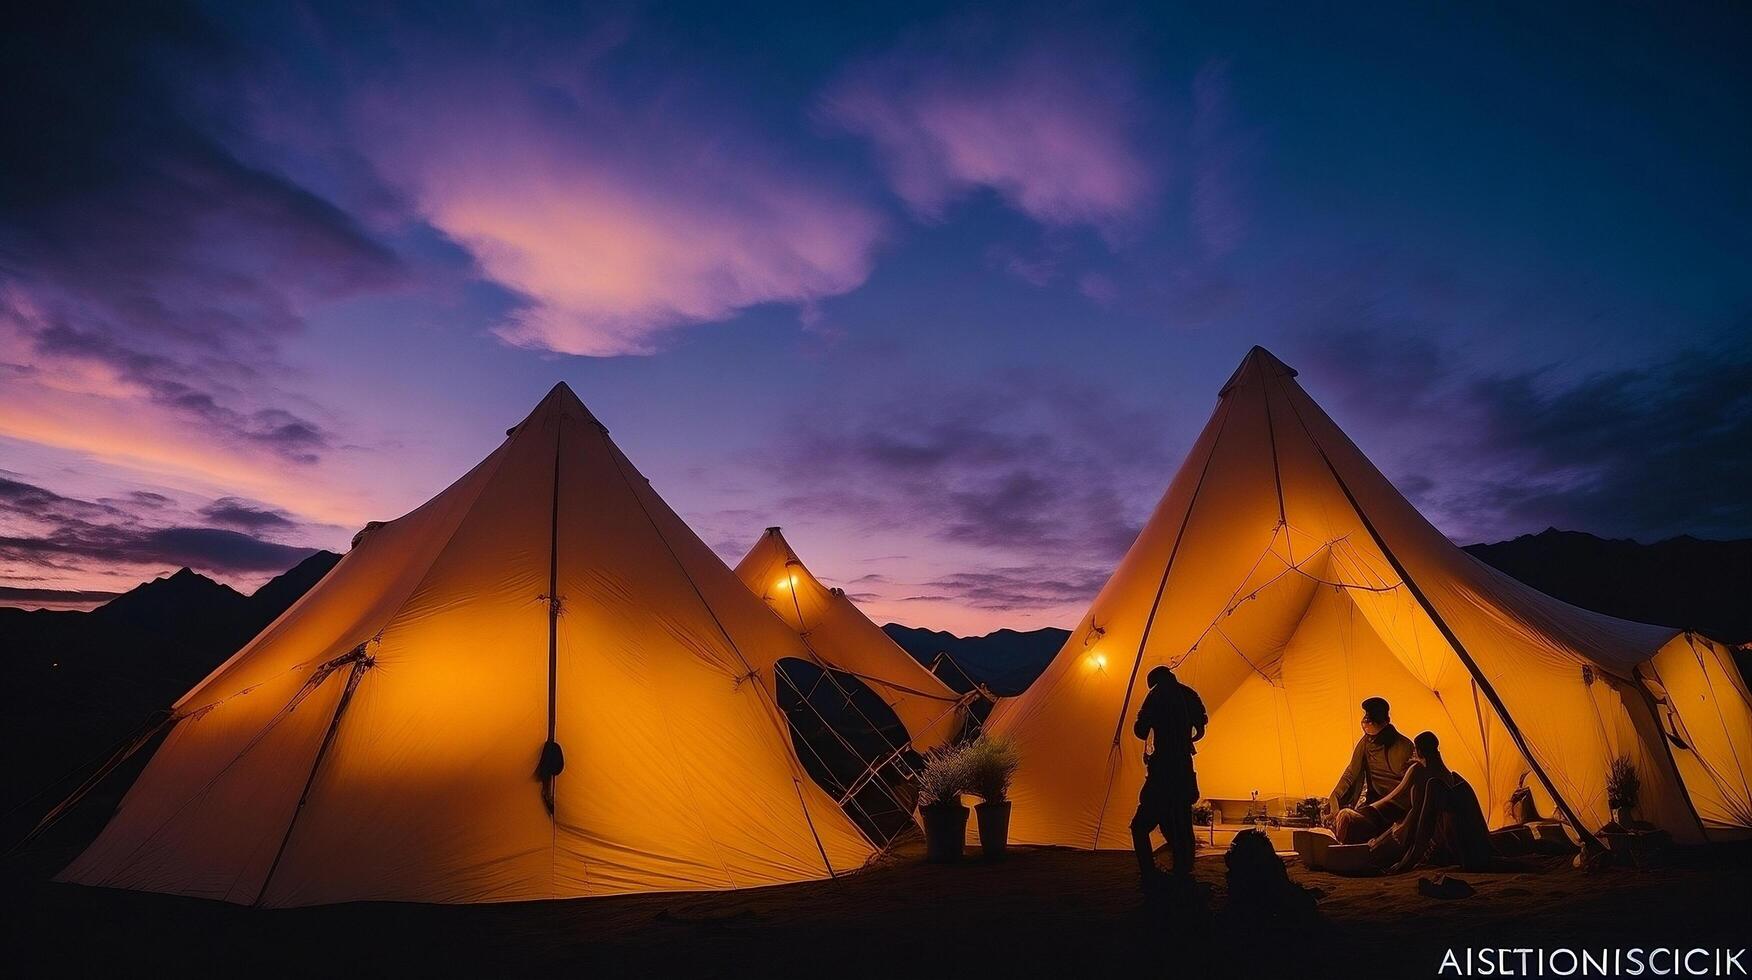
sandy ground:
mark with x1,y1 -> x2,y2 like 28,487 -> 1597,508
6,833 -> 1748,978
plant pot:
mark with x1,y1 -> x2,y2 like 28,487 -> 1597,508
1611,805 -> 1634,827
975,800 -> 1012,859
921,802 -> 969,863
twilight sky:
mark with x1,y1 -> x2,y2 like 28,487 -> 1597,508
2,2 -> 1747,632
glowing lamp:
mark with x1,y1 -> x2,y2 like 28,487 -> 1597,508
774,574 -> 798,592
1086,651 -> 1107,671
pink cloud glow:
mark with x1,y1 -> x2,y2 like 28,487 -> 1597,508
821,33 -> 1154,232
358,77 -> 887,357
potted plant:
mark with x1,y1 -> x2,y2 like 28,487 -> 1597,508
1292,797 -> 1323,827
1192,802 -> 1213,827
917,743 -> 970,863
1606,756 -> 1640,827
963,735 -> 1021,859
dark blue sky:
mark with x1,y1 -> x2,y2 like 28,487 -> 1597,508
2,1 -> 1747,630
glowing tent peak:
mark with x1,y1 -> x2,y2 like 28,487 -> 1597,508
59,384 -> 873,907
987,346 -> 1751,851
735,527 -> 968,752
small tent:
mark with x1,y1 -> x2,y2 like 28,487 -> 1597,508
735,527 -> 969,753
988,347 -> 1752,849
58,384 -> 873,906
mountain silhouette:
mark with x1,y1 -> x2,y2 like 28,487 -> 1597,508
241,550 -> 342,625
0,551 -> 342,815
882,625 -> 1071,697
87,566 -> 247,633
1464,529 -> 1751,644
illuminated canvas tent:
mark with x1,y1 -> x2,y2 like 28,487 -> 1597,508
988,347 -> 1752,849
58,384 -> 873,907
735,527 -> 969,753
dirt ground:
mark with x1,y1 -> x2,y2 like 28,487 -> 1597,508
6,834 -> 1749,978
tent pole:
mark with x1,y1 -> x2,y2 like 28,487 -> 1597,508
792,776 -> 836,877
1092,395 -> 1237,848
538,417 -> 564,816
1260,362 -> 1290,562
254,648 -> 370,906
1273,376 -> 1600,847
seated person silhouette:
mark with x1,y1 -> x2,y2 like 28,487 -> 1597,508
1330,697 -> 1413,844
1365,731 -> 1493,873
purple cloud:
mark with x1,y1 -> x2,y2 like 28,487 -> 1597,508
0,473 -> 321,586
198,497 -> 300,533
922,566 -> 1114,612
0,4 -> 398,471
1299,326 -> 1752,542
336,21 -> 887,357
752,374 -> 1177,618
821,22 -> 1154,233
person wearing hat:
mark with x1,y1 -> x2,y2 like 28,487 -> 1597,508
1329,696 -> 1414,844
1130,665 -> 1208,890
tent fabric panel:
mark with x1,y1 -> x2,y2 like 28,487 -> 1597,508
1646,635 -> 1752,831
258,613 -> 554,906
549,427 -> 869,896
259,407 -> 560,906
56,664 -> 348,903
1193,585 -> 1523,822
176,439 -> 514,712
554,625 -> 869,894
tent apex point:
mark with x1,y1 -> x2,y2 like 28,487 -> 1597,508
540,379 -> 584,406
517,381 -> 605,433
1219,345 -> 1299,396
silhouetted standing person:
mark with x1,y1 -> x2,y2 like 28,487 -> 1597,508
1131,665 -> 1208,890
